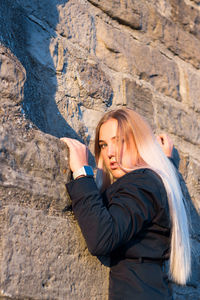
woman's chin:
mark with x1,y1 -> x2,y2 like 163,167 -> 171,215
111,168 -> 126,179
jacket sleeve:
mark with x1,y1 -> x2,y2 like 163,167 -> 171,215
66,174 -> 157,256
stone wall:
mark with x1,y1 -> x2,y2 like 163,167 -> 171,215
0,0 -> 199,299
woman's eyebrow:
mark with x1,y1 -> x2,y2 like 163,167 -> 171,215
99,136 -> 116,143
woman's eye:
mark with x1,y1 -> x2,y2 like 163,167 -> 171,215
99,144 -> 107,149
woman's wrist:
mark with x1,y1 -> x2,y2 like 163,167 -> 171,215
73,166 -> 94,180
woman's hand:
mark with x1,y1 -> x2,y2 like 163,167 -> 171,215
60,137 -> 88,172
156,133 -> 174,157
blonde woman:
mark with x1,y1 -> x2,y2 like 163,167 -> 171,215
61,108 -> 191,300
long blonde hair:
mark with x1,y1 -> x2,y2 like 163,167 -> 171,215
95,108 -> 191,285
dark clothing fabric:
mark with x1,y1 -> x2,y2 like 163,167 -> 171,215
66,168 -> 172,300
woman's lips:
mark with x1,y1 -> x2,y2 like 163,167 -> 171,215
110,161 -> 118,170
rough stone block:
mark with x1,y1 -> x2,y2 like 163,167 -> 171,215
185,68 -> 200,112
123,78 -> 155,129
145,3 -> 200,69
155,98 -> 200,145
187,158 -> 200,213
56,1 -> 96,52
192,0 -> 200,3
88,0 -> 143,29
96,19 -> 181,101
163,20 -> 200,69
150,0 -> 172,18
0,47 -> 25,103
0,122 -> 71,213
0,206 -> 109,300
169,0 -> 200,41
76,61 -> 113,108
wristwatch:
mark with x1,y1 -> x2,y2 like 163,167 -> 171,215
73,166 -> 94,180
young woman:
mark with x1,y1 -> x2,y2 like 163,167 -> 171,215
61,108 -> 191,300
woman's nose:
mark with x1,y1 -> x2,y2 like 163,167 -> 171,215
107,143 -> 115,158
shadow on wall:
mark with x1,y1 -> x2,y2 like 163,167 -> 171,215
0,0 -> 95,165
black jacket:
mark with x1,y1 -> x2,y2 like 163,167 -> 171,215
66,168 -> 173,300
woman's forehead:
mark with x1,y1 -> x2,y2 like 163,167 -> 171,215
99,118 -> 118,140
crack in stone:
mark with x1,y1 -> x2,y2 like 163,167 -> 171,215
87,0 -> 142,30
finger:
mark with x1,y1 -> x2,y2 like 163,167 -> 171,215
60,137 -> 79,148
158,133 -> 167,139
157,133 -> 174,157
60,137 -> 72,145
60,137 -> 76,143
156,135 -> 163,146
157,133 -> 172,146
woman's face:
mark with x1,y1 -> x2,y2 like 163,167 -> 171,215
99,118 -> 138,179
